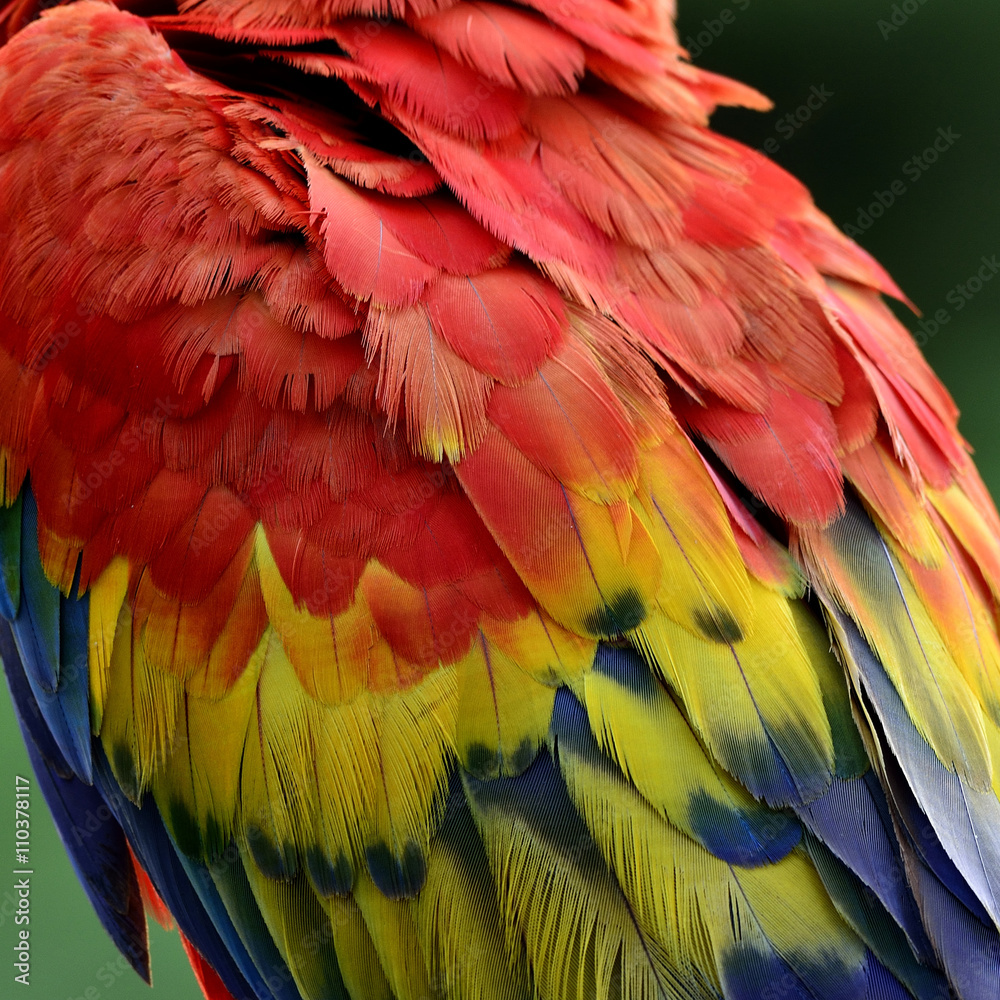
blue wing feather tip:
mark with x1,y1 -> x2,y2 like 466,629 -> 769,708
2,620 -> 150,982
92,748 -> 263,1000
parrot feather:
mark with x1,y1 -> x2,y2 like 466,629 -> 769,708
1,1 -> 999,998
823,606 -> 1000,930
638,578 -> 835,807
320,894 -> 395,1000
206,850 -> 303,1000
1,619 -> 150,982
551,692 -> 872,1000
91,747 -> 261,1000
414,778 -> 532,1000
580,647 -> 801,866
0,490 -> 20,618
801,835 -> 943,1000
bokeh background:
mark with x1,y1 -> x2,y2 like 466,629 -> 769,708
1,1 -> 998,997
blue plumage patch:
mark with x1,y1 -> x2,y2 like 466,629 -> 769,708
5,488 -> 91,781
1,618 -> 149,982
91,747 -> 263,1000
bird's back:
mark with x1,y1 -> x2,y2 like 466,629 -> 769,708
1,2 -> 999,999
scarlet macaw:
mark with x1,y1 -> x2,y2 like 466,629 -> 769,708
1,1 -> 998,999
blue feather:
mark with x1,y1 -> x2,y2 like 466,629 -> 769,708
829,607 -> 1000,929
862,951 -> 919,1000
905,850 -> 1000,1000
10,489 -> 59,692
883,739 -> 993,926
5,490 -> 92,780
1,619 -> 149,982
803,833 -> 946,999
179,852 -> 294,1000
92,747 -> 261,1000
796,770 -> 932,959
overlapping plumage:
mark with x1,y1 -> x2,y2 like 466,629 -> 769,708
1,1 -> 998,998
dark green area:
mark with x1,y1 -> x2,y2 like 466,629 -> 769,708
0,3 -> 997,997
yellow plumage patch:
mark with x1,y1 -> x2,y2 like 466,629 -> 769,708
87,554 -> 129,731
557,729 -> 864,999
638,577 -> 835,805
323,895 -> 395,1000
240,864 -> 347,1000
353,874 -> 434,1000
634,432 -> 754,643
798,509 -> 992,789
154,655 -> 260,860
255,525 -> 371,704
481,609 -> 596,687
455,631 -> 555,778
414,795 -> 532,1000
578,658 -> 793,861
100,600 -> 184,801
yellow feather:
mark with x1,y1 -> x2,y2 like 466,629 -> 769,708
255,524 -> 371,704
557,731 -> 863,998
798,511 -> 991,788
554,490 -> 663,637
37,525 -> 80,595
465,759 -> 681,1000
455,632 -> 555,778
372,668 -> 458,864
929,479 -> 1000,603
638,577 -> 834,805
240,862 -> 348,1000
99,600 -> 183,801
414,795 -> 531,1000
634,433 -> 754,643
312,695 -> 380,881
480,610 -> 596,687
153,656 -> 260,860
87,554 -> 129,732
238,628 -> 315,875
353,873 -> 434,1000
323,895 -> 395,1000
578,657 -> 792,859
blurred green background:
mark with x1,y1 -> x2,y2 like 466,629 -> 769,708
1,1 -> 998,997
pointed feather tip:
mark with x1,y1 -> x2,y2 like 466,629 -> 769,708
91,749 -> 262,1000
686,788 -> 801,867
2,624 -> 151,983
180,934 -> 237,1000
2,555 -> 92,784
